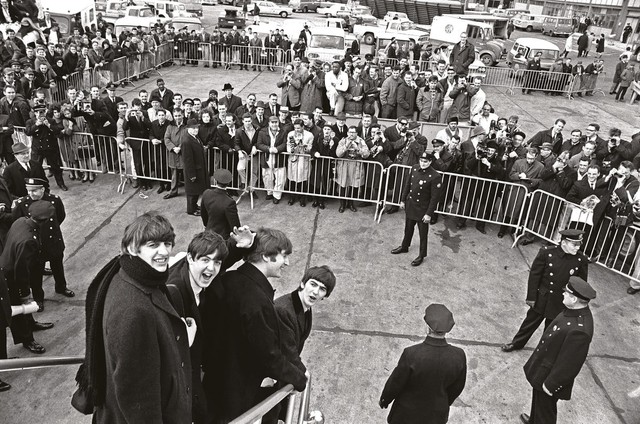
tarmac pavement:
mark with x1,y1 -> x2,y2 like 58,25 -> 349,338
0,48 -> 639,424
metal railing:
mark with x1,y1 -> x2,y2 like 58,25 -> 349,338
173,42 -> 287,70
0,356 -> 83,372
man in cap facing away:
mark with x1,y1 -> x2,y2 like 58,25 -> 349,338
391,151 -> 444,266
520,276 -> 596,424
502,229 -> 589,352
380,304 -> 467,424
200,169 -> 240,240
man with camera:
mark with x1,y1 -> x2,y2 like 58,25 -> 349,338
391,151 -> 444,266
447,74 -> 479,124
123,98 -> 153,191
25,103 -> 67,191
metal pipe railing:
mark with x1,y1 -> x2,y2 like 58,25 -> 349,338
0,356 -> 83,372
229,384 -> 295,424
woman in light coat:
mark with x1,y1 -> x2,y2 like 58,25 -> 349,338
335,126 -> 370,213
286,119 -> 313,206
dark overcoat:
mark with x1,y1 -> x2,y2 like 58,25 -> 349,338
200,187 -> 240,240
181,134 -> 208,196
12,192 -> 65,259
274,290 -> 311,373
401,165 -> 444,221
380,337 -> 467,424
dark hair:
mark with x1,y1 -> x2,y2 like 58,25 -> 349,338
187,231 -> 229,261
609,127 -> 621,137
620,160 -> 634,171
428,75 -> 439,82
131,98 -> 142,107
555,118 -> 566,126
300,265 -> 336,297
589,123 -> 600,131
246,228 -> 292,264
293,118 -> 304,126
121,211 -> 175,255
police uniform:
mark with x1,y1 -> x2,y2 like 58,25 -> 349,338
392,152 -> 443,266
200,170 -> 241,240
522,277 -> 595,424
12,179 -> 73,305
504,230 -> 588,351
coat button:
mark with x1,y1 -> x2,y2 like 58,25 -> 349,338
549,273 -> 553,276
176,335 -> 180,341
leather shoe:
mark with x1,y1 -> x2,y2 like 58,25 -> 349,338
497,231 -> 505,238
411,256 -> 424,266
384,206 -> 399,214
519,413 -> 530,424
312,201 -> 318,207
33,321 -> 54,331
56,288 -> 75,297
476,224 -> 486,234
456,221 -> 466,229
391,246 -> 409,254
338,205 -> 345,213
318,202 -> 325,209
58,183 -> 68,191
43,267 -> 53,275
163,192 -> 178,199
157,185 -> 166,194
273,198 -> 280,204
36,301 -> 44,312
265,194 -> 274,200
288,198 -> 295,205
0,379 -> 10,392
501,343 -> 520,352
348,203 -> 357,212
188,210 -> 201,216
627,287 -> 640,295
23,340 -> 46,354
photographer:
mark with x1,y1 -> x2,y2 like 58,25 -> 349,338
286,119 -> 314,206
596,128 -> 627,174
430,139 -> 455,224
310,123 -> 338,210
501,131 -> 527,178
457,139 -> 504,232
447,74 -> 479,124
335,126 -> 370,213
365,123 -> 392,206
25,104 -> 67,191
471,102 -> 499,134
277,64 -> 303,112
122,98 -> 153,191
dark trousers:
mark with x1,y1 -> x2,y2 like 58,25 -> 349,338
187,194 -> 199,214
33,149 -> 64,185
96,135 -> 118,171
381,104 -> 396,119
511,307 -> 554,349
402,217 -> 429,257
7,275 -> 34,345
169,167 -> 183,193
529,388 -> 558,424
132,147 -> 152,186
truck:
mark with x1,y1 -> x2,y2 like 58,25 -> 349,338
428,16 -> 505,66
103,0 -> 192,24
41,0 -> 97,36
306,26 -> 347,62
444,13 -> 510,40
353,19 -> 429,45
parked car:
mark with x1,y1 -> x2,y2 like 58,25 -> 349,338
218,8 -> 246,27
492,8 -> 529,18
249,1 -> 293,18
288,0 -> 324,13
179,0 -> 204,16
506,37 -> 560,71
317,3 -> 367,17
511,13 -> 546,32
541,16 -> 573,37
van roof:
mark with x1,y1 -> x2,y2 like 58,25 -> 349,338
433,16 -> 493,29
514,37 -> 559,50
43,0 -> 95,14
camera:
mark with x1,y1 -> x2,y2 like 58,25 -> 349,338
83,102 -> 92,112
476,144 -> 488,159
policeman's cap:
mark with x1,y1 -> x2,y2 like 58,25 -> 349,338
24,177 -> 47,188
419,151 -> 435,162
565,276 -> 596,301
29,200 -> 55,221
560,229 -> 584,242
213,168 -> 232,185
432,138 -> 446,147
424,303 -> 455,333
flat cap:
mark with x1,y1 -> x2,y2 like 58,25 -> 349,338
29,200 -> 55,220
447,116 -> 459,124
186,118 -> 199,128
560,229 -> 584,242
424,304 -> 455,333
3,68 -> 14,75
565,276 -> 596,301
213,168 -> 232,185
540,142 -> 553,150
408,121 -> 420,131
24,177 -> 47,188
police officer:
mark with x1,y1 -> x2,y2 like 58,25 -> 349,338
502,229 -> 588,352
0,200 -> 55,354
380,304 -> 466,424
391,151 -> 444,266
200,169 -> 241,240
520,276 -> 596,424
12,178 -> 74,313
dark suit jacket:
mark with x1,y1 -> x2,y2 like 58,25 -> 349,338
331,123 -> 348,141
252,114 -> 268,129
150,88 -> 174,111
0,217 -> 40,298
523,307 -> 593,400
256,127 -> 287,168
566,177 -> 609,225
214,126 -> 237,152
181,134 -> 208,196
102,95 -> 124,121
3,160 -> 47,198
123,112 -> 152,149
529,128 -> 564,155
263,103 -> 280,119
236,125 -> 260,154
380,337 -> 467,424
200,187 -> 241,239
202,262 -> 306,422
274,290 -> 311,373
219,95 -> 242,116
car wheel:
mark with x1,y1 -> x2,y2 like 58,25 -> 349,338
364,33 -> 375,45
480,53 -> 493,67
303,6 -> 308,12
526,26 -> 533,32
550,31 -> 555,37
280,11 -> 288,18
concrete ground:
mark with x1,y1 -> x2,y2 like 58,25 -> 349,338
1,8 -> 639,423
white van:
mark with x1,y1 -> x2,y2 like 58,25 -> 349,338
42,0 -> 97,36
306,26 -> 346,62
541,16 -> 573,37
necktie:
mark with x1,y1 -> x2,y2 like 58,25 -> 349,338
26,163 -> 30,172
271,106 -> 275,115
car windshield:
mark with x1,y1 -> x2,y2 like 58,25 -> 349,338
139,8 -> 155,17
484,28 -> 494,41
310,35 -> 344,49
530,49 -> 558,59
398,22 -> 415,31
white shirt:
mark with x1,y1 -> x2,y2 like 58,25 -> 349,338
325,71 -> 349,94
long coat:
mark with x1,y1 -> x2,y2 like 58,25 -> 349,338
0,177 -> 13,254
449,41 -> 475,74
524,307 -> 593,400
396,81 -> 416,119
401,164 -> 444,221
335,136 -> 370,188
274,290 -> 311,373
2,160 -> 48,198
300,73 -> 325,114
202,262 -> 307,423
181,134 -> 208,196
380,337 -> 467,424
286,129 -> 313,182
164,121 -> 188,169
200,187 -> 241,239
527,245 -> 588,320
96,267 -> 192,424
12,192 -> 65,259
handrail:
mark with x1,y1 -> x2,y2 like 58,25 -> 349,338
0,356 -> 83,372
229,383 -> 295,424
297,373 -> 312,424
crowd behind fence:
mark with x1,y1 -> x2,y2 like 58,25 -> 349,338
11,124 -> 639,285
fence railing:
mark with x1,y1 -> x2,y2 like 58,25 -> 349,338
173,42 -> 286,70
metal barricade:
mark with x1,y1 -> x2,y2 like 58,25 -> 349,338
109,56 -> 129,84
93,135 -> 124,175
48,71 -> 85,104
511,69 -> 574,96
379,165 -> 530,230
483,66 -> 518,93
205,147 -> 248,191
57,131 -> 100,176
247,151 -> 384,219
155,42 -> 174,67
517,189 -> 640,283
123,137 -> 171,183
